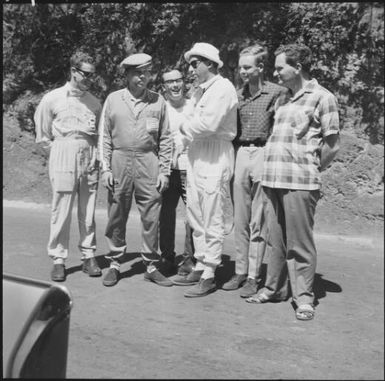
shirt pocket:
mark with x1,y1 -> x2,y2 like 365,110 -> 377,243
290,109 -> 314,139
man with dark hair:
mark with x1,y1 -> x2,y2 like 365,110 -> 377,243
34,50 -> 102,282
222,43 -> 287,298
175,42 -> 238,297
247,43 -> 340,322
159,69 -> 195,276
98,53 -> 173,287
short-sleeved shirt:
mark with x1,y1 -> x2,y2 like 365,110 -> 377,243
234,81 -> 286,144
262,79 -> 340,190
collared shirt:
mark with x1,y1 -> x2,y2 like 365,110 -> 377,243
98,87 -> 172,175
34,82 -> 101,144
262,79 -> 340,190
165,99 -> 193,170
182,74 -> 238,142
234,81 -> 287,144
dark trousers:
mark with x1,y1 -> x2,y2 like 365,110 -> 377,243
262,186 -> 320,305
159,169 -> 194,261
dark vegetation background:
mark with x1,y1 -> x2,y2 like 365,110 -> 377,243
3,2 -> 384,237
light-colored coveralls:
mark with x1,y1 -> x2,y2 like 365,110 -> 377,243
182,75 -> 238,276
34,82 -> 102,261
98,88 -> 172,266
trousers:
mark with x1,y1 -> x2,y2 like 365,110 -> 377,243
262,187 -> 321,305
186,139 -> 234,270
159,169 -> 194,260
233,146 -> 267,282
47,137 -> 98,260
105,149 -> 162,264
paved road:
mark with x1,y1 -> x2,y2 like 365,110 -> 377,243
3,201 -> 384,379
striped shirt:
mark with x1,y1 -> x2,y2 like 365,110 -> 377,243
234,81 -> 286,144
262,79 -> 340,190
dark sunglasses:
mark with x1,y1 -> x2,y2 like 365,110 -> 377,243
74,67 -> 95,79
189,60 -> 201,69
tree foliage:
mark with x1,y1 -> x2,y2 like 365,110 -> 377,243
3,2 -> 384,144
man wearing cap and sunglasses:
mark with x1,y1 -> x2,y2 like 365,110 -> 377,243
174,42 -> 238,297
98,52 -> 173,287
34,50 -> 102,282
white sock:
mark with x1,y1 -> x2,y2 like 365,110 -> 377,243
194,261 -> 205,272
110,261 -> 120,271
201,266 -> 215,280
53,258 -> 65,265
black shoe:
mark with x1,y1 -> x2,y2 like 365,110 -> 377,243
82,257 -> 102,277
172,270 -> 203,286
184,278 -> 216,297
103,267 -> 120,287
51,264 -> 66,282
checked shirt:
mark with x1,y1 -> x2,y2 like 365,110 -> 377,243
235,81 -> 286,143
262,79 -> 340,190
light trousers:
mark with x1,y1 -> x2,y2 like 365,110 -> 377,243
47,137 -> 98,260
233,146 -> 267,282
262,187 -> 320,305
186,139 -> 234,271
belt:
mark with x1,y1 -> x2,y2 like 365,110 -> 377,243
237,139 -> 266,147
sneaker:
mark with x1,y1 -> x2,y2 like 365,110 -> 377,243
184,278 -> 216,298
144,269 -> 173,287
172,270 -> 203,286
51,264 -> 66,282
82,257 -> 102,277
103,267 -> 120,287
222,274 -> 247,290
177,256 -> 195,276
240,278 -> 258,298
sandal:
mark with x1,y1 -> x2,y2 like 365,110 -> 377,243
295,304 -> 315,321
245,292 -> 271,304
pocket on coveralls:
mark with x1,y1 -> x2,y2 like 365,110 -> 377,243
53,170 -> 75,192
196,173 -> 221,194
145,117 -> 159,135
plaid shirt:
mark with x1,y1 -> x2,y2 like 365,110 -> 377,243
262,79 -> 340,190
234,81 -> 287,144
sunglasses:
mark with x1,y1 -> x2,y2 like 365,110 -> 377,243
74,67 -> 95,79
189,60 -> 202,69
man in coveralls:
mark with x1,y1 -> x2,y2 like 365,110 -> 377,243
159,69 -> 195,276
175,42 -> 239,297
34,50 -> 102,282
98,53 -> 173,287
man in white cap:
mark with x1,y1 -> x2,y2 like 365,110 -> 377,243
34,50 -> 102,282
98,52 -> 173,287
159,69 -> 195,276
174,42 -> 238,297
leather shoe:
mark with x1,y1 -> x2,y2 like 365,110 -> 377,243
184,278 -> 216,297
103,267 -> 119,287
144,269 -> 173,287
222,274 -> 247,290
82,257 -> 102,277
172,270 -> 203,286
51,264 -> 66,282
240,278 -> 258,298
177,256 -> 195,276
